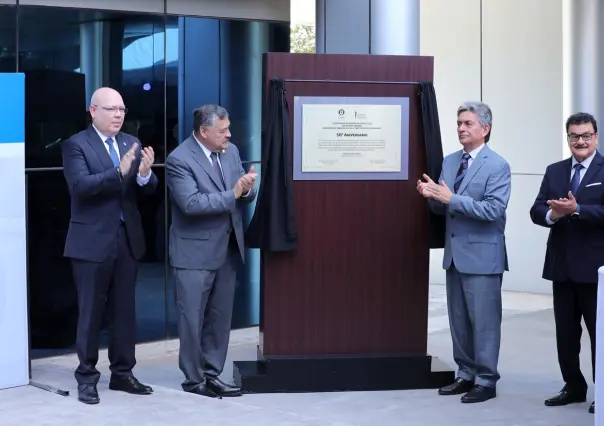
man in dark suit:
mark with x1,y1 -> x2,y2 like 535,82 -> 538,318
530,112 -> 604,415
166,105 -> 257,398
62,87 -> 158,404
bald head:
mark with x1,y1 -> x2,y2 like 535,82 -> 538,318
89,87 -> 126,137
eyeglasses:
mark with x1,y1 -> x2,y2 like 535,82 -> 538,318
567,132 -> 596,142
92,105 -> 128,115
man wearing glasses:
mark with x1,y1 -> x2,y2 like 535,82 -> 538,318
530,112 -> 604,414
62,87 -> 158,404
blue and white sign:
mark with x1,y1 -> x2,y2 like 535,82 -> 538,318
0,73 -> 28,390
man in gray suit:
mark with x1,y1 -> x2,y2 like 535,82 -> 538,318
166,105 -> 257,398
417,101 -> 511,403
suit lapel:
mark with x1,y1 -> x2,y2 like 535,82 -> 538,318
562,158 -> 572,192
456,144 -> 489,194
575,152 -> 603,197
186,137 -> 225,191
446,151 -> 462,188
116,133 -> 129,160
86,126 -> 114,170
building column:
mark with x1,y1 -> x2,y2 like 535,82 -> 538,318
79,20 -> 104,105
316,0 -> 420,54
564,0 -> 604,120
219,20 -> 268,328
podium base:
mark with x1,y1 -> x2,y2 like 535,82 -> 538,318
233,349 -> 455,393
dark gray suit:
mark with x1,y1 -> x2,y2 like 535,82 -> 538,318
431,144 -> 511,388
166,135 -> 256,390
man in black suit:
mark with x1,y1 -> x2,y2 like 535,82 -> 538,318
62,87 -> 158,404
530,112 -> 604,415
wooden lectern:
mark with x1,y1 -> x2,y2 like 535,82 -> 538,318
235,53 -> 454,392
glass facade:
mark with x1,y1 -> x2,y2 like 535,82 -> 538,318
0,3 -> 289,357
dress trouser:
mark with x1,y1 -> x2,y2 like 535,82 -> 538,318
446,264 -> 503,388
72,224 -> 138,385
174,238 -> 238,391
552,280 -> 597,390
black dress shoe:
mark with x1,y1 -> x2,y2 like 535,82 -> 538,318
109,376 -> 153,395
544,386 -> 586,407
78,384 -> 100,405
461,385 -> 496,403
589,401 -> 595,414
438,378 -> 474,396
185,383 -> 221,399
206,376 -> 242,397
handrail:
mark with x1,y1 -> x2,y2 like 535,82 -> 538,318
25,161 -> 263,173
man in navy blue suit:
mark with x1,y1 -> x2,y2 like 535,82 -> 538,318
62,87 -> 158,404
530,112 -> 604,415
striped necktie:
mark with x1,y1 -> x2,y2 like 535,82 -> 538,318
454,153 -> 471,193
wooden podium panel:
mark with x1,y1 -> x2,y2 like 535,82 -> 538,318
235,53 -> 453,392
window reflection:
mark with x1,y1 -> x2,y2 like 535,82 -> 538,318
3,3 -> 290,357
0,6 -> 16,73
20,7 -> 168,356
18,8 -> 167,169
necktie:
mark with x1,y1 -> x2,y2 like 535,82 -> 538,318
570,163 -> 583,194
105,137 -> 124,221
105,137 -> 120,167
210,152 -> 226,189
453,153 -> 471,193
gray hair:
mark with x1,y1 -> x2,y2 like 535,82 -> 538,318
192,104 -> 229,130
457,101 -> 493,142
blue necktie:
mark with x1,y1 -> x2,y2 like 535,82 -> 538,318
105,137 -> 120,167
454,153 -> 471,193
105,138 -> 124,221
570,163 -> 583,194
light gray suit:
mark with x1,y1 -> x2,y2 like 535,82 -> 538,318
166,135 -> 256,391
430,143 -> 511,388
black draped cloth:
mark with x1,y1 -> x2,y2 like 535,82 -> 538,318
245,78 -> 298,252
418,81 -> 446,249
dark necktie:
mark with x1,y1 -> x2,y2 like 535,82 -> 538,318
210,152 -> 225,189
105,137 -> 120,167
454,153 -> 471,193
570,163 -> 583,194
105,137 -> 124,221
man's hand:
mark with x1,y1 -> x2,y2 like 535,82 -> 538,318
233,165 -> 258,199
240,165 -> 257,192
138,146 -> 154,177
547,191 -> 578,219
119,142 -> 139,175
417,173 -> 454,204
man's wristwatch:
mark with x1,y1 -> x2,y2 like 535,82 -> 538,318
116,167 -> 123,180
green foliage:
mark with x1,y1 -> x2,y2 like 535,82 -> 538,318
290,24 -> 316,53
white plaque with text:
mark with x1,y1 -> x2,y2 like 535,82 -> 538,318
301,104 -> 402,173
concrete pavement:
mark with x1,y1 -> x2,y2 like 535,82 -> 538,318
0,285 -> 595,426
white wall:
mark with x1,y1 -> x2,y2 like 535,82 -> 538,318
420,0 -> 564,294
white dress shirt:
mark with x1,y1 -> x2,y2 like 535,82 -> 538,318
464,143 -> 485,168
92,125 -> 151,186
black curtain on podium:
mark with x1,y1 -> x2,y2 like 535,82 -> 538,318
418,81 -> 446,249
245,78 -> 298,252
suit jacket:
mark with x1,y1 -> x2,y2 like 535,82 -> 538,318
165,136 -> 257,270
529,151 -> 604,284
61,126 -> 158,262
430,144 -> 511,275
